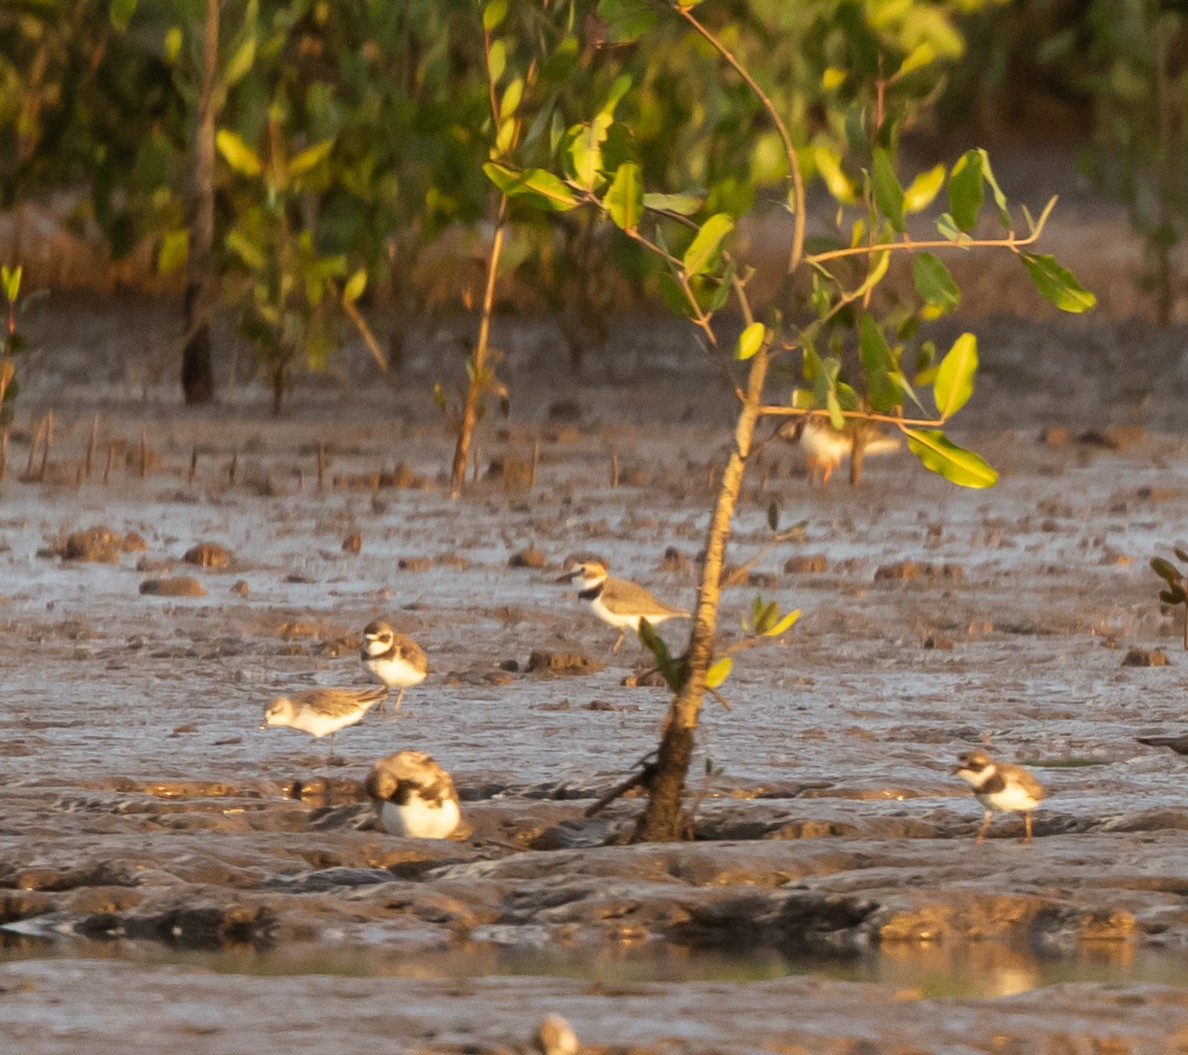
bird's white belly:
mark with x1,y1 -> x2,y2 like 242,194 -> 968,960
380,798 -> 461,839
366,655 -> 427,689
978,785 -> 1036,813
588,595 -> 644,630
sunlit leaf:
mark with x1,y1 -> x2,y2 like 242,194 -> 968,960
947,149 -> 983,232
933,332 -> 977,418
482,0 -> 507,31
904,429 -> 998,488
483,162 -> 579,211
606,161 -> 643,230
904,164 -> 945,213
897,41 -> 936,78
822,66 -> 846,90
976,148 -> 1012,228
566,116 -> 609,189
734,321 -> 766,361
343,269 -> 367,304
682,213 -> 734,277
597,0 -> 655,42
1020,253 -> 1097,313
222,33 -> 256,90
216,129 -> 261,177
1,264 -> 22,302
225,227 -> 265,270
500,78 -> 524,121
765,609 -> 801,637
157,228 -> 188,274
164,25 -> 182,63
813,145 -> 855,203
1151,557 -> 1182,584
705,656 -> 732,689
287,139 -> 334,179
109,0 -> 137,32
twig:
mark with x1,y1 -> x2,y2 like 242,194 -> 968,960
85,413 -> 98,478
584,753 -> 658,818
25,415 -> 45,478
39,410 -> 52,479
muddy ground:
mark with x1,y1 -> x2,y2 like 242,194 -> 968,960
4,195 -> 1188,1053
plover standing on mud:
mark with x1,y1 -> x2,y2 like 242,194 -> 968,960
779,418 -> 899,486
260,686 -> 389,753
364,750 -> 462,839
560,559 -> 690,652
360,619 -> 428,711
953,749 -> 1047,844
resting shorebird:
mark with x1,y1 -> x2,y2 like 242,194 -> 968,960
953,749 -> 1047,844
360,619 -> 428,711
260,686 -> 389,754
364,750 -> 462,839
779,418 -> 899,486
560,559 -> 690,652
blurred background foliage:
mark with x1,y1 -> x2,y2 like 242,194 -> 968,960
0,0 -> 1180,387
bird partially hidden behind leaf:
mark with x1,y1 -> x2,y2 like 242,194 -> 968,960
779,417 -> 899,486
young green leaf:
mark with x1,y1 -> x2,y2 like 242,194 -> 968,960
872,148 -> 905,232
912,252 -> 961,313
597,0 -> 656,43
157,228 -> 189,273
858,313 -> 892,373
682,213 -> 734,277
287,140 -> 334,180
734,321 -> 766,361
947,149 -> 984,232
482,0 -> 508,31
1,264 -> 22,302
904,429 -> 998,489
705,656 -> 733,689
222,34 -> 257,90
342,269 -> 367,304
933,332 -> 978,418
606,161 -> 643,231
976,148 -> 1012,228
483,163 -> 579,211
766,499 -> 780,532
1020,253 -> 1097,313
643,191 -> 704,216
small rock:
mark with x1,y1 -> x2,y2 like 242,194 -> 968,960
875,560 -> 924,581
660,547 -> 692,573
398,557 -> 431,571
784,554 -> 828,574
487,454 -> 535,489
284,573 -> 315,584
623,669 -> 669,688
509,545 -> 546,569
547,399 -> 582,422
139,577 -> 206,597
1121,648 -> 1170,667
183,541 -> 232,568
434,552 -> 469,568
526,650 -> 605,675
923,635 -> 955,650
229,579 -> 250,597
342,533 -> 362,554
1039,426 -> 1073,446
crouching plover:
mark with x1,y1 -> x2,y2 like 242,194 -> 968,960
953,749 -> 1047,844
360,619 -> 428,711
560,559 -> 690,652
260,685 -> 389,754
779,418 -> 899,486
364,750 -> 462,839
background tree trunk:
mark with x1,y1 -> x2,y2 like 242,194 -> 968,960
181,0 -> 218,405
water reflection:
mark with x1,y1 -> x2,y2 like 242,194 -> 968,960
4,932 -> 1187,998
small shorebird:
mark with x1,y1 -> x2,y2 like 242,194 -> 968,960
953,749 -> 1047,844
560,559 -> 690,652
363,750 -> 462,839
360,619 -> 428,711
260,686 -> 389,754
779,418 -> 899,486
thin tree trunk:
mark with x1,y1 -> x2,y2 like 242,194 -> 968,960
181,0 -> 218,404
633,347 -> 772,841
450,196 -> 507,498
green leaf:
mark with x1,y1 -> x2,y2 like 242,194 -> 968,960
225,227 -> 266,271
767,499 -> 780,532
483,163 -> 579,211
705,657 -> 733,689
482,0 -> 507,31
500,78 -> 524,121
912,252 -> 960,313
606,161 -> 643,230
813,144 -> 854,203
1,264 -> 22,302
858,313 -> 892,373
487,39 -> 506,83
287,139 -> 334,179
1159,588 -> 1186,606
1151,557 -> 1182,584
343,269 -> 367,304
872,148 -> 905,233
1174,546 -> 1188,564
826,391 -> 844,431
566,119 -> 608,190
1020,253 -> 1097,313
222,33 -> 256,90
947,149 -> 983,232
735,321 -> 766,361
933,332 -> 977,418
682,213 -> 734,277
976,148 -> 1012,228
157,229 -> 189,274
643,191 -> 703,215
597,0 -> 656,42
897,41 -> 936,78
904,429 -> 998,489
216,129 -> 262,177
109,0 -> 137,32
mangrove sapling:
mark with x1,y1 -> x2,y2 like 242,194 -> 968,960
1150,548 -> 1188,651
486,0 -> 1096,840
